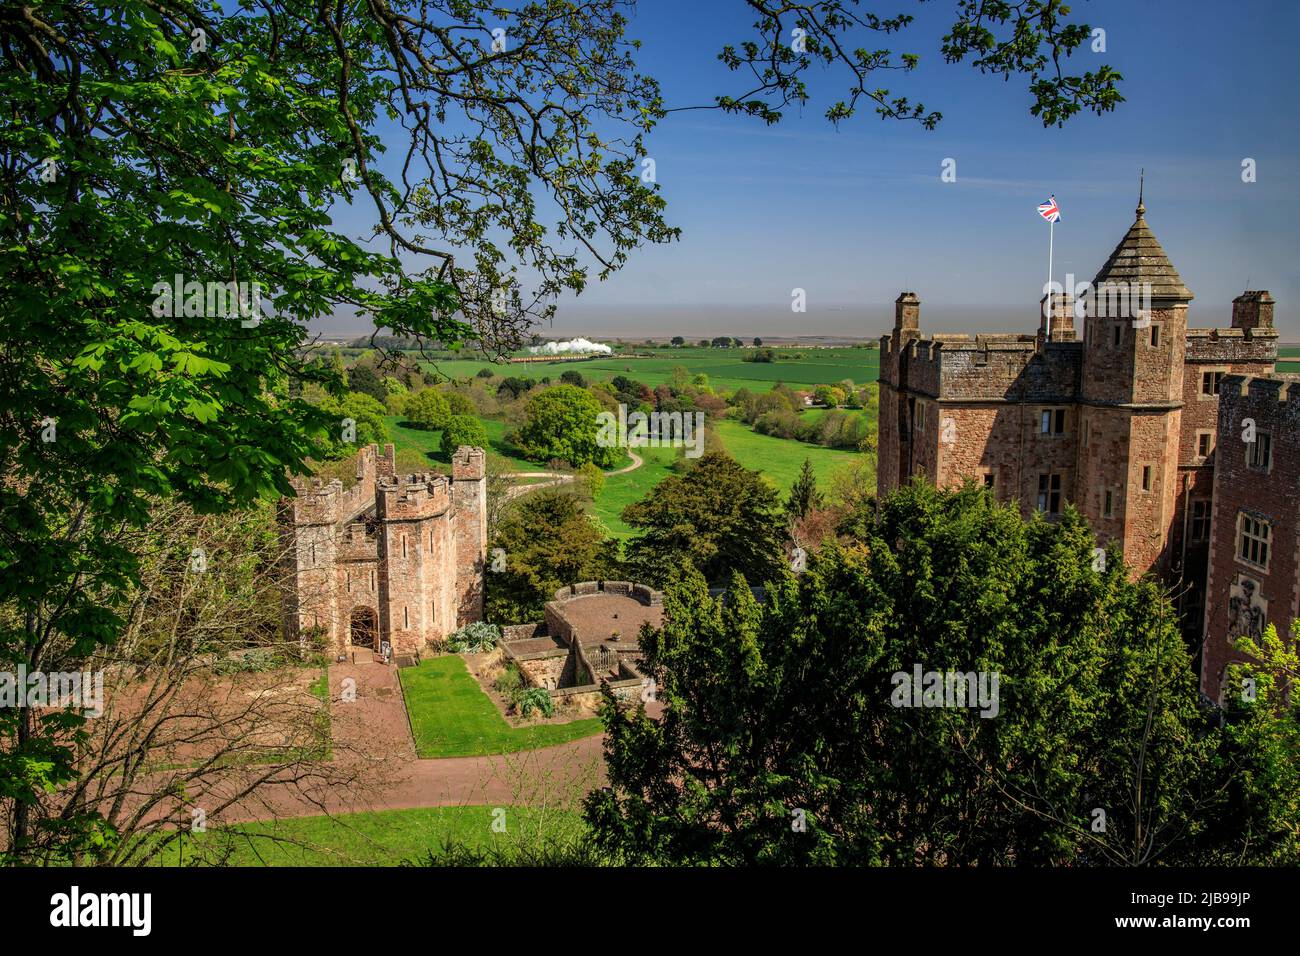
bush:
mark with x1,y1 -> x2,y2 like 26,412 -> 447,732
447,621 -> 501,653
442,389 -> 476,418
494,664 -> 523,697
560,369 -> 586,388
440,414 -> 489,458
476,367 -> 495,379
577,461 -> 605,498
405,388 -> 451,430
516,687 -> 554,718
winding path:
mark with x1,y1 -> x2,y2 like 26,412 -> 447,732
501,449 -> 643,500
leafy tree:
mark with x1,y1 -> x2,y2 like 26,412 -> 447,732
442,390 -> 476,419
560,370 -> 587,388
587,483 -> 1300,866
440,415 -> 489,459
347,364 -> 388,403
476,367 -> 496,379
512,385 -> 619,468
753,337 -> 762,347
577,461 -> 606,499
333,392 -> 390,447
784,458 -> 825,524
670,336 -> 685,347
497,377 -> 535,401
622,452 -> 784,587
404,389 -> 451,431
486,491 -> 621,623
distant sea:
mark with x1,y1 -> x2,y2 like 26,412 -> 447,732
311,301 -> 1295,344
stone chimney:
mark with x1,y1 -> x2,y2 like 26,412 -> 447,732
1039,291 -> 1076,342
894,292 -> 920,339
1231,290 -> 1274,331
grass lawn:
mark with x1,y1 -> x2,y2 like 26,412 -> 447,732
714,419 -> 864,495
590,443 -> 681,539
399,655 -> 602,757
153,805 -> 584,866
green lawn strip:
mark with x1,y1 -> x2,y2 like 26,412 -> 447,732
713,419 -> 863,494
399,655 -> 601,757
152,805 -> 585,866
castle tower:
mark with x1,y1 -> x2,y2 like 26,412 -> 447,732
1075,194 -> 1192,574
376,474 -> 454,658
451,446 -> 488,626
877,293 -> 923,495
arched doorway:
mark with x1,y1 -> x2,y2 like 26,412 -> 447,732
350,606 -> 377,650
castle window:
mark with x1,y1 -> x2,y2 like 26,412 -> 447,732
1200,370 -> 1225,397
346,570 -> 351,592
1149,325 -> 1161,348
1037,473 -> 1062,515
1040,408 -> 1066,435
1248,432 -> 1272,473
402,534 -> 408,558
1190,500 -> 1211,543
1237,513 -> 1271,570
370,569 -> 376,590
403,606 -> 409,629
310,544 -> 316,565
1112,324 -> 1122,348
431,602 -> 436,623
1196,431 -> 1215,460
915,401 -> 926,431
1103,490 -> 1114,518
1141,465 -> 1152,492
983,473 -> 995,492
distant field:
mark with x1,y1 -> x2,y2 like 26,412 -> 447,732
414,346 -> 879,394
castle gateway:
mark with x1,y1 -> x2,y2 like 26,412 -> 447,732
877,198 -> 1294,701
281,443 -> 487,662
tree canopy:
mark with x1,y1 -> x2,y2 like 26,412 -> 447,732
587,482 -> 1300,866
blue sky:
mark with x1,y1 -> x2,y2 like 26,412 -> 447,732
334,0 -> 1300,338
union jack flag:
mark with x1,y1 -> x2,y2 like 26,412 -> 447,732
1037,195 -> 1061,223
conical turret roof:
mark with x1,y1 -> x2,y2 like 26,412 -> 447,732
1092,201 -> 1193,301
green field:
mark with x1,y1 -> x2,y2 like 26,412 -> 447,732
589,443 -> 682,538
399,655 -> 602,757
713,420 -> 863,494
154,805 -> 584,866
415,346 -> 879,394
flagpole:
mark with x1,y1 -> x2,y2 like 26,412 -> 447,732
1046,218 -> 1055,340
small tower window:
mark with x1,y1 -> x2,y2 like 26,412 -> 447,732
1150,325 -> 1161,347
402,534 -> 408,558
1248,432 -> 1273,472
1103,490 -> 1114,518
403,606 -> 409,629
1112,324 -> 1122,348
1141,466 -> 1152,492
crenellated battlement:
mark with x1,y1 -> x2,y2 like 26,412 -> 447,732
376,473 -> 451,521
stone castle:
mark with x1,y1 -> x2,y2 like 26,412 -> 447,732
877,196 -> 1293,701
280,443 -> 487,661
